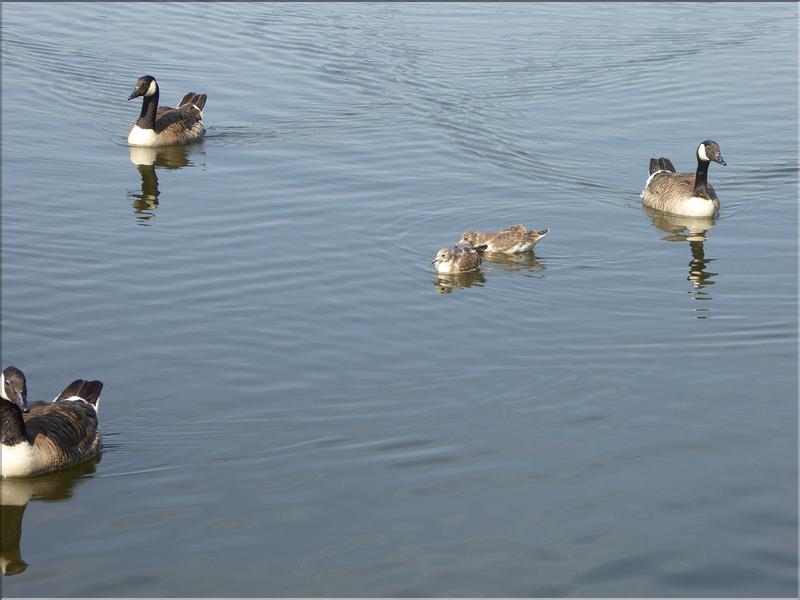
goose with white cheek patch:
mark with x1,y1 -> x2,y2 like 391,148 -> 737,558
1,366 -> 103,478
641,140 -> 726,217
127,75 -> 207,147
432,245 -> 487,274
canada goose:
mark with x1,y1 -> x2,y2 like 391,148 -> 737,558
641,140 -> 726,217
432,244 -> 487,274
459,224 -> 550,253
127,75 -> 207,147
1,366 -> 103,478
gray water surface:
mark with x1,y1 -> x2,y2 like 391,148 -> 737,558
1,3 -> 797,597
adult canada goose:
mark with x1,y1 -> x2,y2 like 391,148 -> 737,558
1,366 -> 103,478
127,75 -> 207,147
641,140 -> 726,217
432,244 -> 487,274
459,224 -> 550,253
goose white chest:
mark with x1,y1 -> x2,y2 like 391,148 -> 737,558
128,125 -> 160,147
677,196 -> 719,217
1,442 -> 36,478
435,262 -> 457,274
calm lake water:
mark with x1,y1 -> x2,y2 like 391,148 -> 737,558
1,3 -> 797,597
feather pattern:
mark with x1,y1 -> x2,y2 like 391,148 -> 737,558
23,400 -> 101,473
459,224 -> 549,253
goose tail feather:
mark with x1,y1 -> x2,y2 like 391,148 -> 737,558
179,92 -> 207,113
658,158 -> 676,173
54,379 -> 104,412
649,158 -> 677,175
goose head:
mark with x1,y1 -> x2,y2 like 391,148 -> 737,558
128,75 -> 159,101
459,230 -> 478,246
0,366 -> 28,413
432,248 -> 455,270
697,140 -> 726,166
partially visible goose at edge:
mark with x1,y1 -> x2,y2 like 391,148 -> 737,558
641,140 -> 726,217
127,75 -> 207,147
1,366 -> 103,478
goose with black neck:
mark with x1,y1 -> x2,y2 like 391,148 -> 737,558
127,75 -> 207,147
641,140 -> 726,217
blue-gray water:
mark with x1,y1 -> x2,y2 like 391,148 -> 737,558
1,3 -> 797,597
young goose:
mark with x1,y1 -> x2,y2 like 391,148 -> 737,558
127,75 -> 207,147
432,244 -> 487,274
1,366 -> 103,478
641,140 -> 726,217
459,224 -> 550,253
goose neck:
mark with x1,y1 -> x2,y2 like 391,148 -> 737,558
136,89 -> 159,130
692,159 -> 711,199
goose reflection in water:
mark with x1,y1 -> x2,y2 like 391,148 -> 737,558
483,251 -> 546,274
644,206 -> 719,318
127,145 -> 196,225
433,270 -> 486,295
1,457 -> 100,575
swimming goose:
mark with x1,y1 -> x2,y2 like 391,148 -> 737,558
127,75 -> 207,147
459,224 -> 550,253
641,140 -> 726,217
432,244 -> 487,274
1,366 -> 103,478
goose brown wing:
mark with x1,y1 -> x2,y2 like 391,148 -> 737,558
646,171 -> 696,198
24,402 -> 100,468
155,105 -> 177,119
455,247 -> 483,271
154,106 -> 201,134
466,231 -> 500,246
489,226 -> 528,249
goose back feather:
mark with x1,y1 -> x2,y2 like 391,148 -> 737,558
22,397 -> 101,473
460,224 -> 549,253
